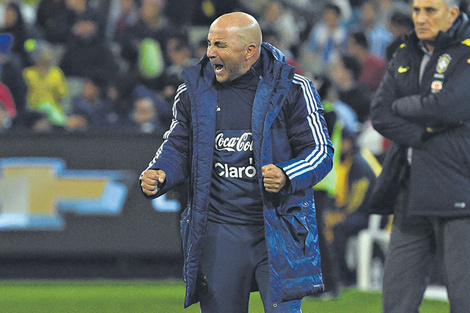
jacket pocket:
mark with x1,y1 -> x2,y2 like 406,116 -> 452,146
276,200 -> 315,258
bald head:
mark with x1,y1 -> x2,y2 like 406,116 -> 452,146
211,12 -> 262,48
207,12 -> 262,82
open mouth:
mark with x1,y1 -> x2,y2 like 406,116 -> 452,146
213,63 -> 224,74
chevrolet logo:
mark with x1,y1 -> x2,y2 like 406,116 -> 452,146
398,66 -> 409,73
0,158 -> 133,230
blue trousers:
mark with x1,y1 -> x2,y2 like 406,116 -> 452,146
198,220 -> 302,313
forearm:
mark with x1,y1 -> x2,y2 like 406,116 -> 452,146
371,71 -> 426,148
140,85 -> 191,195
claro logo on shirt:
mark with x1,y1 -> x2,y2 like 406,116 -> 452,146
215,132 -> 253,152
215,158 -> 257,178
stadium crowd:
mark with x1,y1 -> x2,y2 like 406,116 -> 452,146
0,0 -> 415,140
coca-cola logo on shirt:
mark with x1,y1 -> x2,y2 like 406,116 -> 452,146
215,132 -> 253,152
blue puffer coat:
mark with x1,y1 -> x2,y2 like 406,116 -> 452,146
143,43 -> 333,307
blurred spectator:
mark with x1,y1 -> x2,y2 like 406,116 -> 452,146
67,75 -> 118,131
385,10 -> 413,61
106,70 -> 173,129
0,1 -> 37,27
159,31 -> 199,103
349,0 -> 364,9
121,96 -> 165,134
263,28 -> 304,75
22,40 -> 68,128
66,0 -> 107,39
347,31 -> 386,93
189,0 -> 240,26
59,0 -> 119,82
259,1 -> 300,54
352,0 -> 393,60
0,32 -> 27,129
331,0 -> 353,24
35,0 -> 69,44
301,3 -> 348,75
194,38 -> 207,60
374,0 -> 411,27
347,27 -> 392,160
119,0 -> 175,90
106,73 -> 137,121
331,54 -> 372,125
0,80 -> 16,131
0,2 -> 43,68
106,0 -> 140,43
237,0 -> 269,17
133,83 -> 172,128
163,0 -> 194,27
314,73 -> 358,133
327,123 -> 380,287
356,118 -> 390,163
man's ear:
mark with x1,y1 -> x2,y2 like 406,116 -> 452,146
450,7 -> 460,23
245,43 -> 257,60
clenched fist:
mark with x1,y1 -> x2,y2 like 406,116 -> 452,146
141,169 -> 166,196
262,164 -> 286,193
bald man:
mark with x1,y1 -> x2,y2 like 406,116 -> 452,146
140,12 -> 333,312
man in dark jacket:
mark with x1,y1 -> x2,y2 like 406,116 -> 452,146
370,0 -> 470,311
140,12 -> 333,312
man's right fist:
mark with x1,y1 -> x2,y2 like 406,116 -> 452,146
141,169 -> 166,196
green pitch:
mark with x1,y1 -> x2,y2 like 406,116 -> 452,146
0,280 -> 448,312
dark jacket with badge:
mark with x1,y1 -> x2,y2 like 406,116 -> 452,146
370,13 -> 470,217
